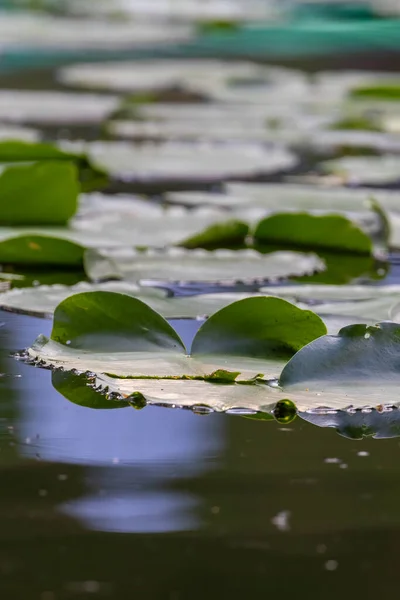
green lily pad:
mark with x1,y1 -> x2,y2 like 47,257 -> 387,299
168,184 -> 387,252
351,83 -> 400,101
0,162 -> 79,226
329,115 -> 383,132
0,140 -> 108,193
191,296 -> 326,358
0,197 -> 253,264
0,235 -> 85,267
254,213 -> 373,255
26,292 -> 326,381
279,321 -> 400,411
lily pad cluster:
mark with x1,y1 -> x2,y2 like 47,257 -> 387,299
24,291 -> 400,442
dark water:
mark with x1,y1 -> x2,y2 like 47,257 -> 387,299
1,309 -> 400,599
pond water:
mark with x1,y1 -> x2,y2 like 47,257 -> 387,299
0,309 -> 399,599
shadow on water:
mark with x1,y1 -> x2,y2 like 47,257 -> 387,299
0,310 -> 400,598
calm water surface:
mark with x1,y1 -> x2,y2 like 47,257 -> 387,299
0,309 -> 399,599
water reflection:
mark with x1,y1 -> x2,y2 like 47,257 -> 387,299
300,406 -> 400,439
9,312 -> 224,534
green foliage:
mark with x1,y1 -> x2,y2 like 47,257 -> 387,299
29,292 -> 325,382
254,213 -> 373,255
0,162 -> 78,226
0,235 -> 85,266
51,291 -> 185,351
330,116 -> 382,132
280,321 -> 400,388
350,83 -> 400,101
180,220 -> 249,249
0,140 -> 108,193
192,297 -> 326,359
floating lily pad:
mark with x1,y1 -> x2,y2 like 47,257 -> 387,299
0,140 -> 108,193
167,183 -> 390,248
0,281 -> 159,318
0,235 -> 85,267
0,283 -> 269,320
84,247 -> 324,284
0,13 -> 194,50
0,124 -> 40,142
26,292 -> 326,382
61,140 -> 295,183
0,91 -> 118,126
1,279 -> 395,332
260,283 -> 400,302
170,182 -> 374,209
108,101 -> 327,144
254,213 -> 373,255
309,129 -> 400,154
0,162 -> 79,226
0,196 -> 253,262
109,117 -> 303,145
54,371 -> 278,415
58,60 -> 284,95
321,155 -> 400,186
62,0 -> 274,21
279,322 -> 400,411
